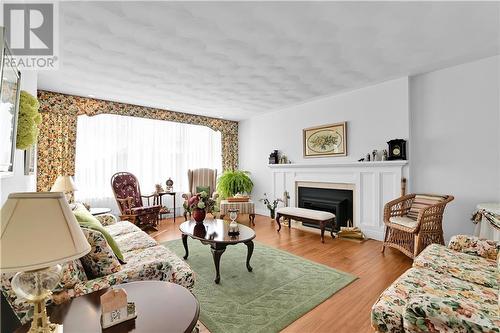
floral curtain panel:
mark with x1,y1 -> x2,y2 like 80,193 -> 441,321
37,90 -> 238,191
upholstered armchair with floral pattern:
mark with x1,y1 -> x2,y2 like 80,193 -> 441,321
111,172 -> 161,230
182,168 -> 219,220
371,234 -> 500,333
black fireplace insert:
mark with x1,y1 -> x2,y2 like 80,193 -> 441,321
297,186 -> 353,231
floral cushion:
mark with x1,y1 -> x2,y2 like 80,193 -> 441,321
105,221 -> 142,237
448,235 -> 499,260
113,230 -> 158,252
371,267 -> 498,333
403,295 -> 500,332
414,244 -> 498,288
56,260 -> 88,290
80,228 -> 122,278
95,213 -> 117,226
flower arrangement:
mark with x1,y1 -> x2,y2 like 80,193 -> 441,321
183,191 -> 217,222
259,193 -> 283,219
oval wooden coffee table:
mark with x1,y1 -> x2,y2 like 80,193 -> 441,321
180,219 -> 256,284
15,281 -> 199,333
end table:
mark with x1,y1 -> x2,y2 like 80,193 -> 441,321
15,281 -> 199,333
89,207 -> 111,216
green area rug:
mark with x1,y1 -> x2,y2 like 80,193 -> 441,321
164,239 -> 356,333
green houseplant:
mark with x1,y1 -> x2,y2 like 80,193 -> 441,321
216,170 -> 253,198
16,91 -> 41,150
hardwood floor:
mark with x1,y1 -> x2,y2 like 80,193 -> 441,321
150,214 -> 412,333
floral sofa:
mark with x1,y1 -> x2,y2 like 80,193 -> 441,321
371,235 -> 499,332
1,211 -> 195,325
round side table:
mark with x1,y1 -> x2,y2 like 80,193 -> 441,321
16,281 -> 199,333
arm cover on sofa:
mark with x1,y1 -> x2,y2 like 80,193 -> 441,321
403,295 -> 500,333
448,235 -> 499,260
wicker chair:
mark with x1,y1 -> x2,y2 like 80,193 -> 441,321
381,193 -> 454,259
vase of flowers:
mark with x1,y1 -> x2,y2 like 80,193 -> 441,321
259,193 -> 283,219
192,208 -> 206,223
184,191 -> 216,224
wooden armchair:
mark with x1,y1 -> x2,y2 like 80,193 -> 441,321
111,172 -> 161,230
381,193 -> 454,259
182,168 -> 219,220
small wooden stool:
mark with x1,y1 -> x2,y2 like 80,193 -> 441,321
276,207 -> 335,243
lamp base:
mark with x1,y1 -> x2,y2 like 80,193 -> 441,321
28,298 -> 63,333
11,266 -> 63,333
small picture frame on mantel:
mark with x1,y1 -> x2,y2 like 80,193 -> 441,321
303,122 -> 347,158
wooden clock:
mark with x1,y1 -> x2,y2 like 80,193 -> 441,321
387,139 -> 407,160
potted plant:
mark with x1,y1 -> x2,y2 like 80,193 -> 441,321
259,193 -> 283,219
183,191 -> 216,223
216,170 -> 254,198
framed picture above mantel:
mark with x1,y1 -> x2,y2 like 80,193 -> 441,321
303,122 -> 347,158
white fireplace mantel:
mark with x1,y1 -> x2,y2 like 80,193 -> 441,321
268,160 -> 408,240
268,160 -> 408,169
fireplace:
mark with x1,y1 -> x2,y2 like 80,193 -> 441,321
297,184 -> 353,231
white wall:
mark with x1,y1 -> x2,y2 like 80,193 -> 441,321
239,77 -> 410,215
0,71 -> 38,206
409,56 -> 500,240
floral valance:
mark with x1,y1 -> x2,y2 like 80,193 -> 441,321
36,90 -> 238,191
37,91 -> 238,135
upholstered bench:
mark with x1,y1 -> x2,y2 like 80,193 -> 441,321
276,207 -> 335,243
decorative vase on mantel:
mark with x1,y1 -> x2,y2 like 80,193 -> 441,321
192,208 -> 206,224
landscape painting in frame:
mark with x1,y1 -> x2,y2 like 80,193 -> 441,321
303,122 -> 347,157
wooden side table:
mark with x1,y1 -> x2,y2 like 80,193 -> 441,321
15,281 -> 199,333
219,200 -> 255,225
144,192 -> 177,220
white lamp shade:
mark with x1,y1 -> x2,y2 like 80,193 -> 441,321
0,192 -> 91,272
51,175 -> 78,192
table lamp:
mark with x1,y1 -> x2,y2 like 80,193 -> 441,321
0,192 -> 91,333
50,175 -> 78,203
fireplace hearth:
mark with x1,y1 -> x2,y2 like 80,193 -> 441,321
297,186 -> 353,231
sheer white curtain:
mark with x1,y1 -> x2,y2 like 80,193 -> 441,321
75,114 -> 222,214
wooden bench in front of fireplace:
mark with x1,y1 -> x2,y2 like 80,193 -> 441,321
275,207 -> 335,243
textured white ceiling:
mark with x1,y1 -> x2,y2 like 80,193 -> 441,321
38,1 -> 500,120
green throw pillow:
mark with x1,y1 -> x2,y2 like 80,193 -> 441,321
73,207 -> 125,262
196,186 -> 210,195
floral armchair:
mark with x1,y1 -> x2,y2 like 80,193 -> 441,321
111,172 -> 161,230
182,168 -> 219,220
